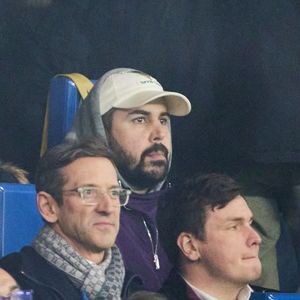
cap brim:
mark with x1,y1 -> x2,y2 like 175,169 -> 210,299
113,90 -> 191,116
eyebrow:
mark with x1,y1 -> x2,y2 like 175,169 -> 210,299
225,216 -> 253,223
128,109 -> 170,117
78,184 -> 121,189
109,184 -> 121,189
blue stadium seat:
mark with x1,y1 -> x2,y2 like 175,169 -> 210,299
0,183 -> 43,257
47,76 -> 83,148
47,75 -> 95,149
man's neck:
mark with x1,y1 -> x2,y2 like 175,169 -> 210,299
52,225 -> 106,264
130,187 -> 148,194
118,170 -> 167,194
128,179 -> 167,194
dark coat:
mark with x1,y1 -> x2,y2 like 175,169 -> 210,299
160,269 -> 198,300
0,246 -> 139,300
160,269 -> 279,300
0,246 -> 83,300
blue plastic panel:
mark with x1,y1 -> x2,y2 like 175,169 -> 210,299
47,76 -> 96,149
48,77 -> 82,148
251,293 -> 300,299
0,183 -> 43,257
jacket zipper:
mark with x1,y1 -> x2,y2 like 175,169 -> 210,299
19,270 -> 66,299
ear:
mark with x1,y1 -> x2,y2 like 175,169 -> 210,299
177,232 -> 201,261
36,191 -> 59,223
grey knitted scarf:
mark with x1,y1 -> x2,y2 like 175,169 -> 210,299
32,225 -> 125,300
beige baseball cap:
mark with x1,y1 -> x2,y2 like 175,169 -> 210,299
99,69 -> 191,116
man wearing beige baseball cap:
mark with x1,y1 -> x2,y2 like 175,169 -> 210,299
66,68 -> 191,293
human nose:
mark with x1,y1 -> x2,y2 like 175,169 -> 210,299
94,192 -> 115,213
246,225 -> 262,247
149,121 -> 168,143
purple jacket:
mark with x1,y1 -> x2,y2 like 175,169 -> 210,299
116,189 -> 172,292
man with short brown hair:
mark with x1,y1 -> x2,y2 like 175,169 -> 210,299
158,173 -> 266,300
0,140 -> 130,299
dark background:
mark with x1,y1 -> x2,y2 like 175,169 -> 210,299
1,0 -> 300,181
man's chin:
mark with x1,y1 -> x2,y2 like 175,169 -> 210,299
143,165 -> 168,180
117,158 -> 169,190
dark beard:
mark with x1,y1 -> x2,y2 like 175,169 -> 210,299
108,135 -> 170,191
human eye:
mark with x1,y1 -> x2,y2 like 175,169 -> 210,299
160,116 -> 170,125
227,223 -> 238,231
132,116 -> 146,124
109,188 -> 120,199
82,187 -> 96,198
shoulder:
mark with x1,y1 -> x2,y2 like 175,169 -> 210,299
160,269 -> 188,300
122,271 -> 144,298
0,251 -> 22,275
0,246 -> 39,271
0,246 -> 42,286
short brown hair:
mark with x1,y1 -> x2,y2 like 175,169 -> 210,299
157,173 -> 241,266
35,138 -> 114,205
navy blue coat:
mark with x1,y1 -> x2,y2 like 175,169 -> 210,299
0,246 -> 83,300
0,246 -> 141,300
160,269 -> 279,300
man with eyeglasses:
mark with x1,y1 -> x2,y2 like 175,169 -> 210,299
66,68 -> 191,292
0,139 -> 131,299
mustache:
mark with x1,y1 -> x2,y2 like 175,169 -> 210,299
141,143 -> 169,159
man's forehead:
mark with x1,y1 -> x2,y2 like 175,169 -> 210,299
206,196 -> 253,223
61,157 -> 118,184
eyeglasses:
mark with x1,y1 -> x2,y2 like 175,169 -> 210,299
63,186 -> 131,206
